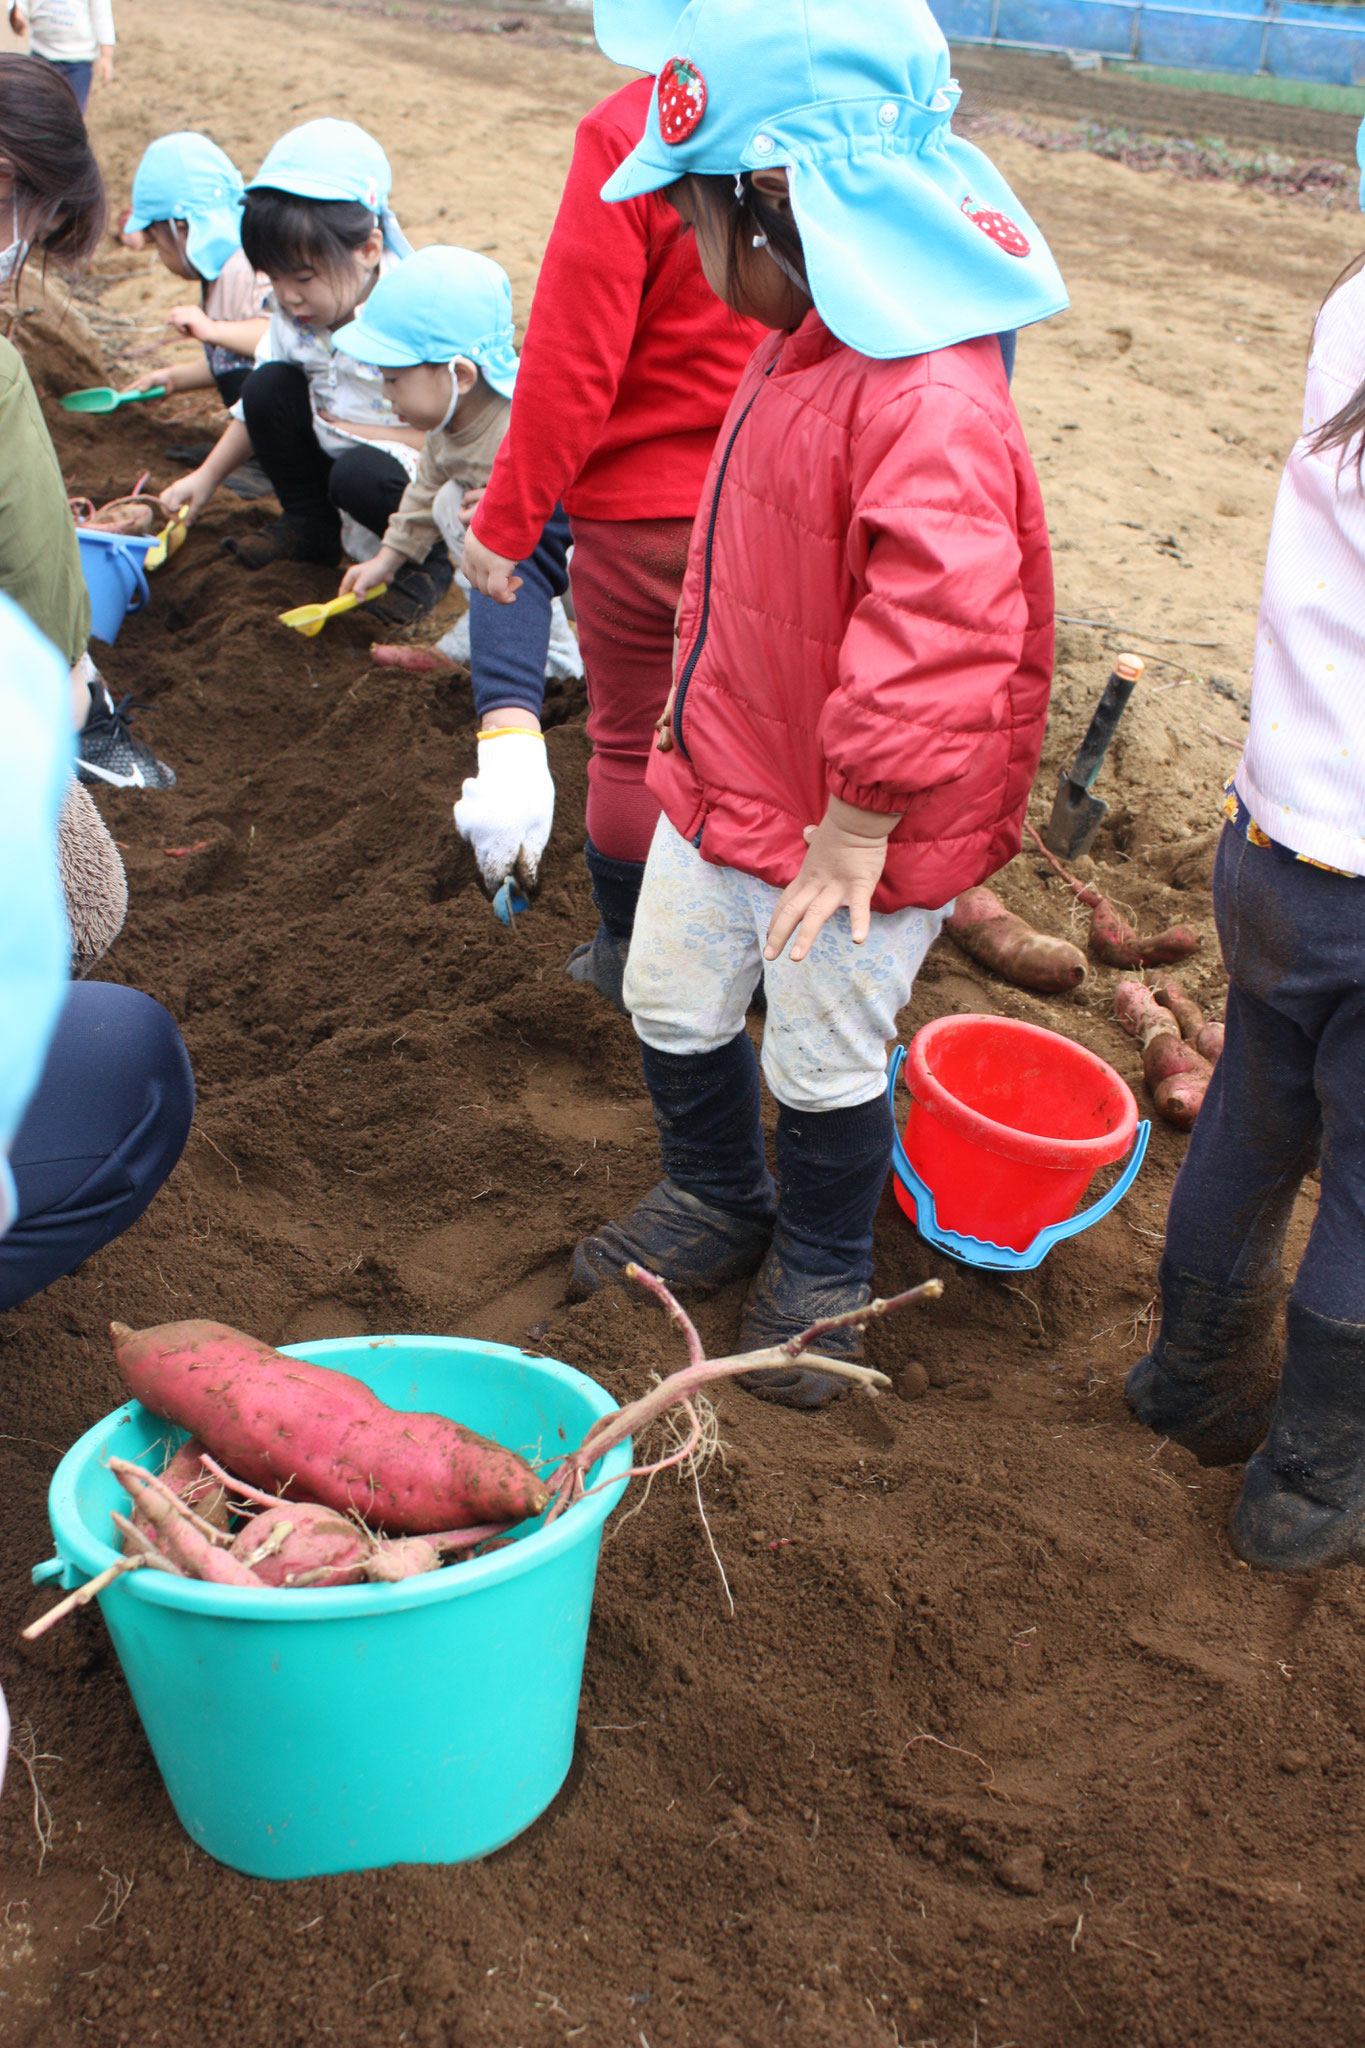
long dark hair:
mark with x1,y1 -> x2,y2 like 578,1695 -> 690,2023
678,170 -> 809,304
241,189 -> 378,277
1309,252 -> 1365,478
0,54 -> 105,272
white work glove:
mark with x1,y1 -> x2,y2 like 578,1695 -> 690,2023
454,730 -> 555,892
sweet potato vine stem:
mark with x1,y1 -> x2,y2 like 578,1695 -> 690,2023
542,1267 -> 944,1523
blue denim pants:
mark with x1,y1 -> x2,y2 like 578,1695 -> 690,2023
0,982 -> 195,1312
1164,825 -> 1365,1322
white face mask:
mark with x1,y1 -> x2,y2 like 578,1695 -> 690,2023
0,199 -> 29,284
437,358 -> 464,432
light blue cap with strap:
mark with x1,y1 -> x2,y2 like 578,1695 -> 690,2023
595,0 -> 1068,361
247,119 -> 412,258
332,245 -> 519,398
124,132 -> 246,283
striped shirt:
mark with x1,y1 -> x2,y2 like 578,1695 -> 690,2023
1234,266 -> 1365,880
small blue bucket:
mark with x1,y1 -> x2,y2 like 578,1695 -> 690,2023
76,528 -> 155,644
36,1337 -> 631,1880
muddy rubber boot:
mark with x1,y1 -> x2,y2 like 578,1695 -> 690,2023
222,515 -> 341,569
565,923 -> 628,1012
564,841 -> 643,1015
1124,1258 -> 1282,1466
371,543 -> 453,626
571,1033 -> 774,1299
737,1094 -> 892,1411
1230,1301 -> 1365,1572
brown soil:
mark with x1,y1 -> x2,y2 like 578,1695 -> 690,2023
951,41 -> 1365,161
4,9 -> 1365,2047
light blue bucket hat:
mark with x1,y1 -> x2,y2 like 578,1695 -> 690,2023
124,133 -> 246,283
247,119 -> 412,257
332,245 -> 519,398
596,0 -> 1068,360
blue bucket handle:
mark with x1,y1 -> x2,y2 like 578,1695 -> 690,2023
886,1044 -> 1150,1274
32,1553 -> 85,1591
112,536 -> 152,617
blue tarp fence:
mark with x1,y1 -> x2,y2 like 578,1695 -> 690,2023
934,0 -> 1365,87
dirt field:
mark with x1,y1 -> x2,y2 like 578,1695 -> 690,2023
3,5 -> 1365,2044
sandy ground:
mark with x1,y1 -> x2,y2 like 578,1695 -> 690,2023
3,6 -> 1365,2046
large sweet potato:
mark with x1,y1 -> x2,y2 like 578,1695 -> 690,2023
945,887 -> 1087,992
109,1319 -> 549,1533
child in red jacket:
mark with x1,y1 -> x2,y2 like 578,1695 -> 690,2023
571,0 -> 1069,1406
462,77 -> 763,1006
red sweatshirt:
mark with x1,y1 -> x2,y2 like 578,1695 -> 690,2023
471,78 -> 766,565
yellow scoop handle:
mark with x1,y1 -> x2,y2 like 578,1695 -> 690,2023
145,506 -> 189,572
277,585 -> 387,638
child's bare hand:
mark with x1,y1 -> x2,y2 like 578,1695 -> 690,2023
166,304 -> 211,341
462,528 -> 522,605
460,485 -> 485,520
159,469 -> 214,523
127,366 -> 174,395
340,550 -> 398,601
93,45 -> 113,86
654,682 -> 677,753
764,798 -> 902,964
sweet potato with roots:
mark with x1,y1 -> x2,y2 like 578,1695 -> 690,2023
945,886 -> 1087,992
206,1457 -> 503,1585
1026,824 -> 1201,970
24,1274 -> 945,1638
109,1318 -> 549,1532
1115,980 -> 1214,1130
123,1435 -> 228,1555
1154,977 -> 1225,1064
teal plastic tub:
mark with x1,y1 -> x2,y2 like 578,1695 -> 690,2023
37,1337 -> 631,1881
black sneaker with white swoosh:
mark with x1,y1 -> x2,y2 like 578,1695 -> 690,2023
75,680 -> 177,792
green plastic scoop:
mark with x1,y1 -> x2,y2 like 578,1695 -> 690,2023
60,384 -> 167,415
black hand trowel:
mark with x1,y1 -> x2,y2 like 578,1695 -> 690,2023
1041,653 -> 1145,860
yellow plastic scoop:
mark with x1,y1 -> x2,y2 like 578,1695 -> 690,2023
277,586 -> 386,638
144,507 -> 189,572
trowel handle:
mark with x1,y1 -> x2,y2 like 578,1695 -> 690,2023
1068,654 -> 1144,792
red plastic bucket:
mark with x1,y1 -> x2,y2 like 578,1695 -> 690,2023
895,1015 -> 1138,1254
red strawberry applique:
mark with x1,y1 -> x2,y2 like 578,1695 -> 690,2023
658,56 -> 707,146
961,196 -> 1031,258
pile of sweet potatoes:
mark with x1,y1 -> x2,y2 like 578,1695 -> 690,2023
25,1281 -> 942,1637
1114,977 -> 1223,1129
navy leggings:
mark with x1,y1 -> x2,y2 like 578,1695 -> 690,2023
0,983 -> 195,1312
467,505 -> 571,723
1164,825 -> 1365,1323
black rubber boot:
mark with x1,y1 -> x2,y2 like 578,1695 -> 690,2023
222,515 -> 341,569
738,1093 -> 893,1411
1230,1301 -> 1365,1572
571,1033 -> 775,1299
564,840 -> 644,1015
371,543 -> 453,626
1124,1258 -> 1282,1466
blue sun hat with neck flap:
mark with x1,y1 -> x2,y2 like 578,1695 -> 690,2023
595,0 -> 1068,360
246,119 -> 413,257
332,245 -> 519,399
124,133 -> 247,283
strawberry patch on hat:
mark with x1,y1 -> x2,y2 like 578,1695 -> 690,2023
658,57 -> 707,146
961,195 -> 1030,258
